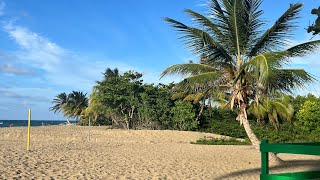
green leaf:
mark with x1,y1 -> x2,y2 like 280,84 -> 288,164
249,3 -> 303,56
160,63 -> 217,78
286,40 -> 320,57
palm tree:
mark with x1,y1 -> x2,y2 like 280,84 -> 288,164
102,68 -> 120,78
82,90 -> 109,124
64,91 -> 88,123
161,0 -> 319,163
50,91 -> 88,124
49,92 -> 72,124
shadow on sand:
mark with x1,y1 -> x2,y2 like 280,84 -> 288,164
217,159 -> 320,179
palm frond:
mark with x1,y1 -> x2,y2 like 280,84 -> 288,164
164,17 -> 233,63
286,40 -> 320,57
160,63 -> 217,78
272,101 -> 293,122
249,3 -> 302,56
171,92 -> 186,100
270,69 -> 315,93
246,52 -> 288,85
183,94 -> 197,102
184,9 -> 224,41
183,72 -> 222,84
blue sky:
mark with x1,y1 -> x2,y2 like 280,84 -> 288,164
0,0 -> 319,120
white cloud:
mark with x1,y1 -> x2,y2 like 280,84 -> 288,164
4,23 -> 65,70
0,17 -> 179,120
3,22 -> 178,91
0,64 -> 35,75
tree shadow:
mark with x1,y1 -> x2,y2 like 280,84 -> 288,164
217,159 -> 320,179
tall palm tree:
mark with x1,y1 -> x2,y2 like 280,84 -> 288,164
161,0 -> 319,163
49,92 -> 71,124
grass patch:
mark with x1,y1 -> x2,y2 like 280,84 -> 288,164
191,137 -> 251,145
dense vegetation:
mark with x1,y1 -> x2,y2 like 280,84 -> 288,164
50,69 -> 320,143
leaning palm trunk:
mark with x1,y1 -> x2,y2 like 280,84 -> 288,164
239,104 -> 283,164
66,117 -> 71,125
196,103 -> 205,122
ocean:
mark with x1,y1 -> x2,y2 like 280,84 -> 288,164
0,120 -> 75,128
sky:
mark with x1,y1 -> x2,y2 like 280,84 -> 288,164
0,0 -> 319,120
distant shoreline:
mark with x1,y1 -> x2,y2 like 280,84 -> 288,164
0,120 -> 76,128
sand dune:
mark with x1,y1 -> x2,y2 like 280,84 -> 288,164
0,126 -> 319,179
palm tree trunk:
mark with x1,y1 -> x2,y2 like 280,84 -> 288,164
239,104 -> 284,164
66,117 -> 71,125
196,103 -> 205,121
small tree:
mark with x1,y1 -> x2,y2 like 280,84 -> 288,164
171,100 -> 198,131
94,69 -> 143,129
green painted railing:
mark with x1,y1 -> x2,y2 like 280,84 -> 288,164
260,140 -> 320,180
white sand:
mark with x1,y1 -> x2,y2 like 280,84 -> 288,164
0,126 -> 319,179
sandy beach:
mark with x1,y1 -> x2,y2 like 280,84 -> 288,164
0,126 -> 319,179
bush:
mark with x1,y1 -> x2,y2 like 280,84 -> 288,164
199,107 -> 320,143
199,108 -> 248,138
171,100 -> 198,131
296,100 -> 320,132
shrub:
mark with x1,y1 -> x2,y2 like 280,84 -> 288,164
296,100 -> 320,132
171,100 -> 198,131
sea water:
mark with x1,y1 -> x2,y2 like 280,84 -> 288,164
0,120 -> 75,128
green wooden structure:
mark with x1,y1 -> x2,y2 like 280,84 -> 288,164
260,140 -> 320,180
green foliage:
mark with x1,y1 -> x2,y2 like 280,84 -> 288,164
191,137 -> 250,145
50,91 -> 88,123
198,107 -> 248,138
137,83 -> 174,129
93,69 -> 143,129
201,115 -> 320,144
81,90 -> 111,126
171,100 -> 198,131
64,91 -> 88,120
296,100 -> 320,132
252,123 -> 320,143
249,95 -> 294,128
90,68 -> 176,129
289,94 -> 318,115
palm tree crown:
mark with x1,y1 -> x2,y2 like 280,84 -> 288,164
162,0 -> 318,119
49,93 -> 69,114
50,91 -> 88,123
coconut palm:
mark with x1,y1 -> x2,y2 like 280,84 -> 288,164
49,92 -> 72,124
103,68 -> 120,78
161,0 -> 319,163
50,91 -> 88,124
64,91 -> 88,122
